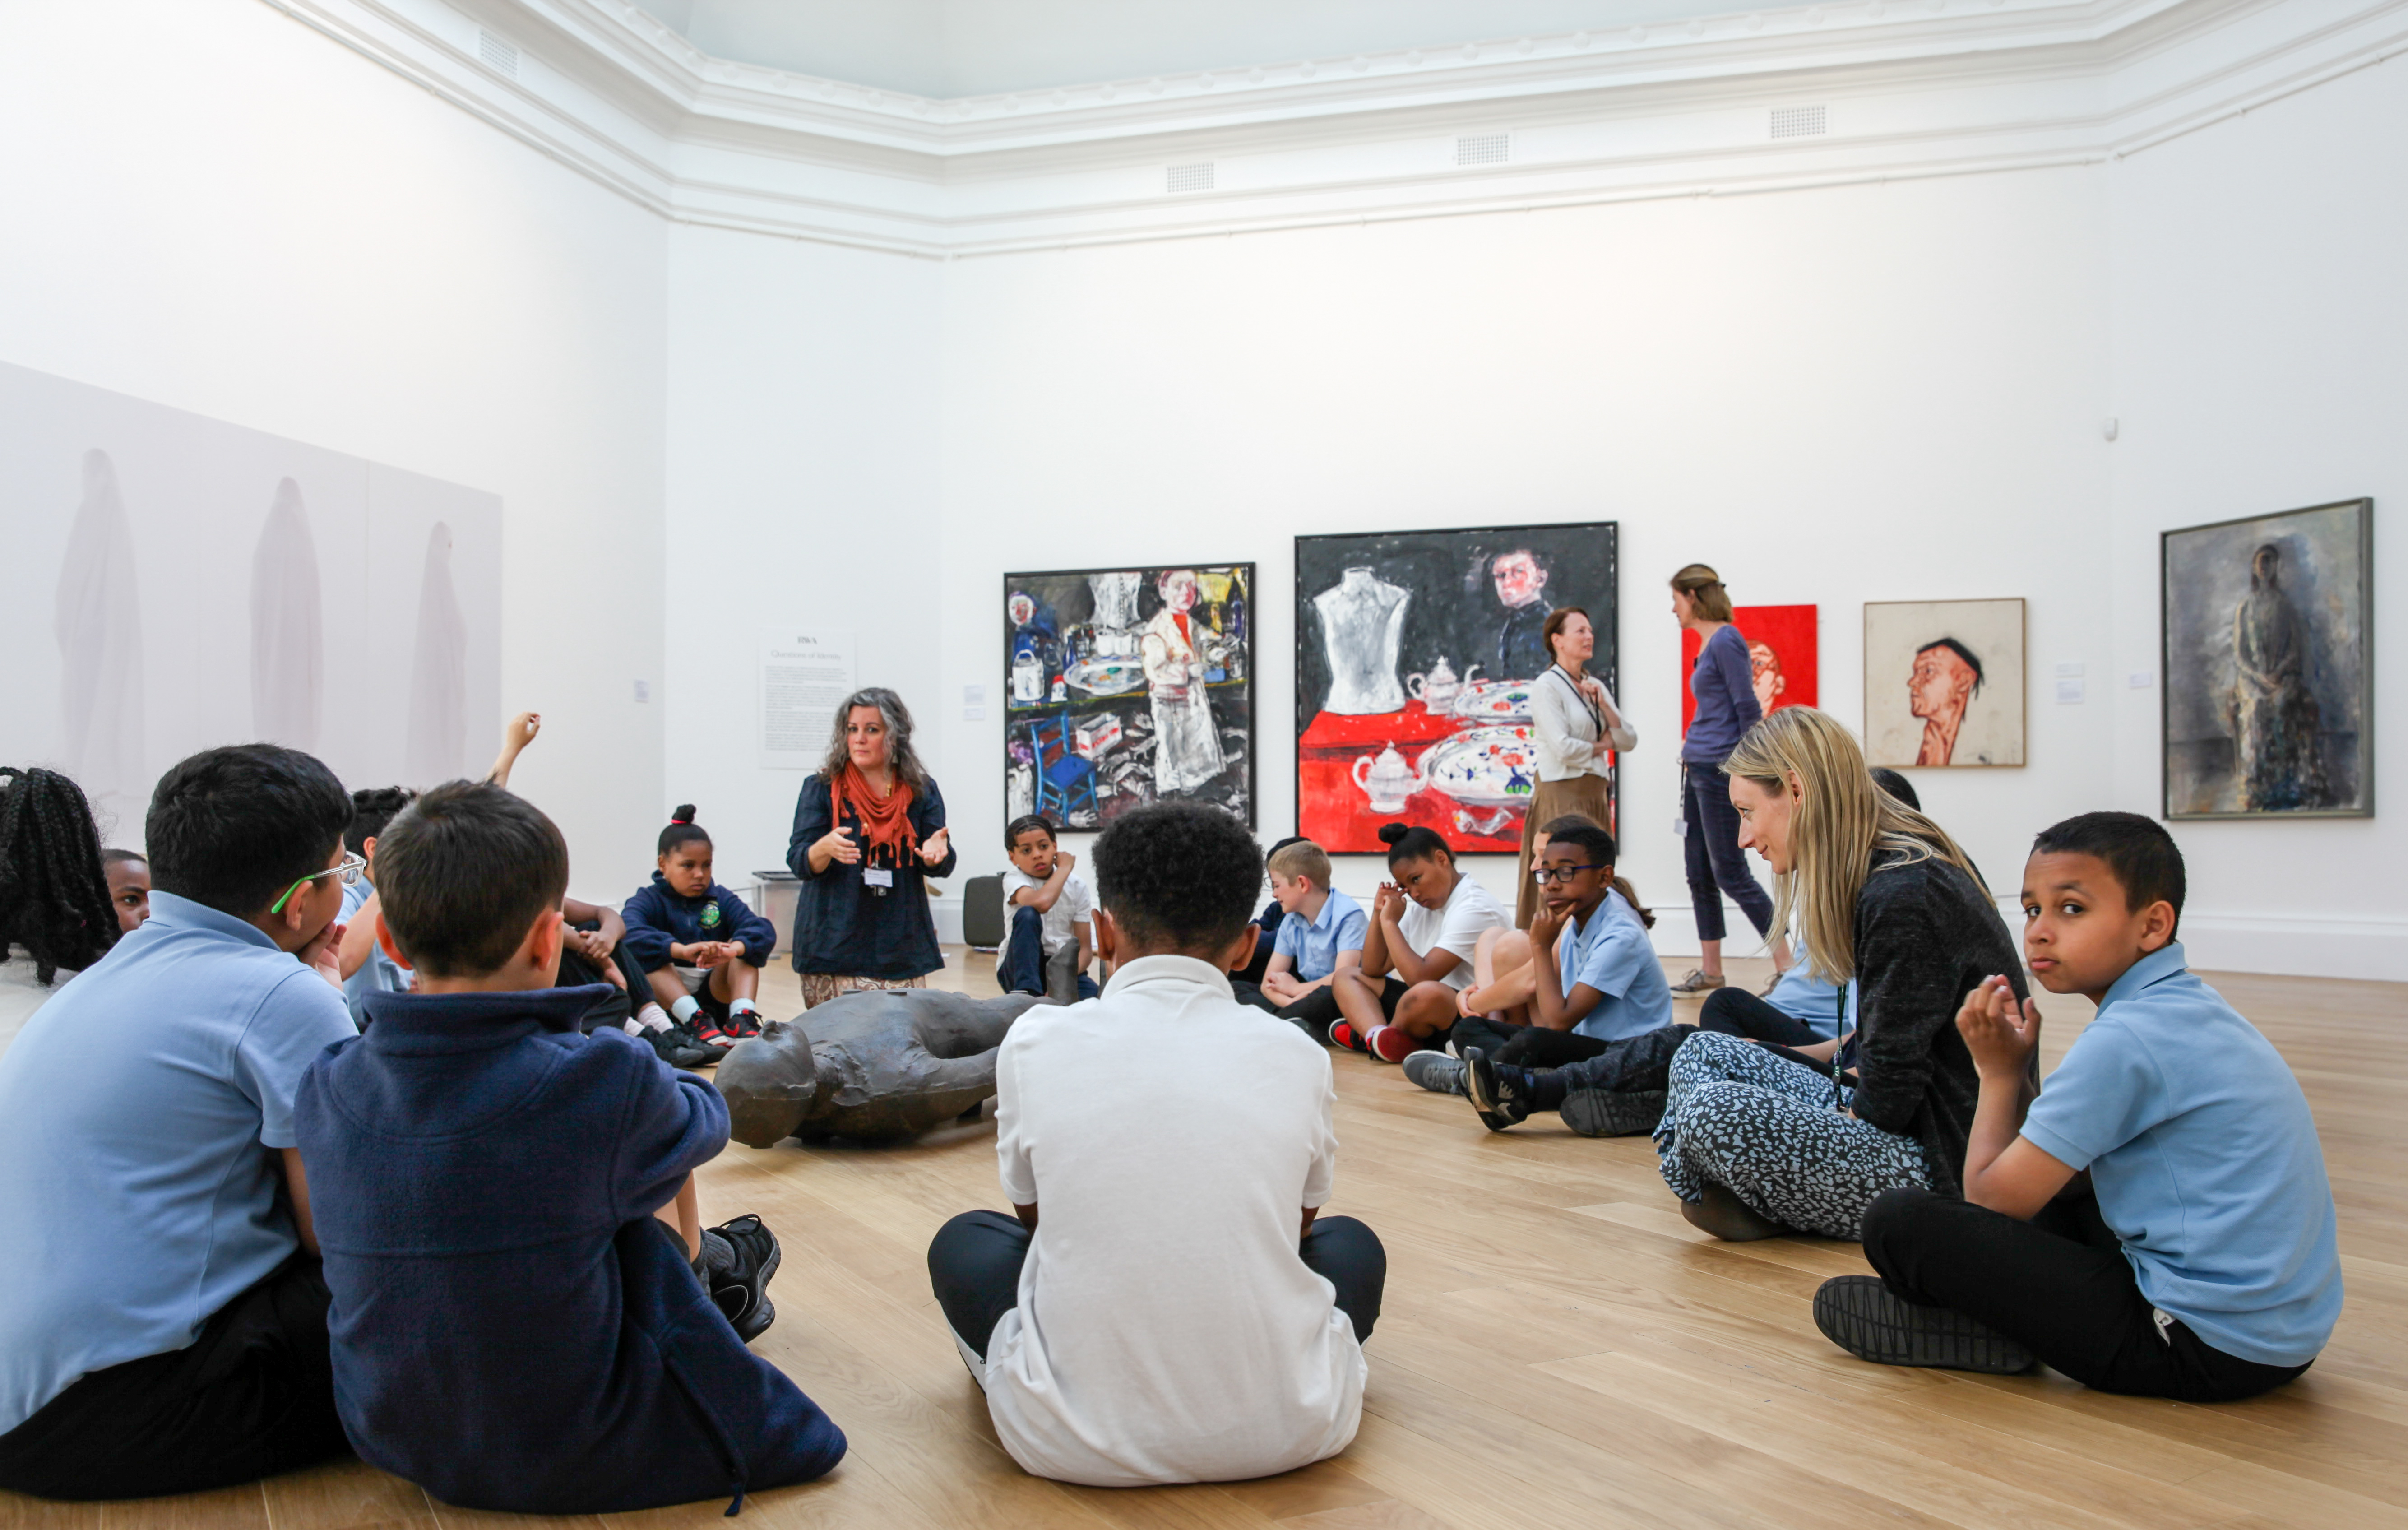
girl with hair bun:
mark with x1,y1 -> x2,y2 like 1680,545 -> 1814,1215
621,804 -> 778,1048
1327,823 -> 1509,1063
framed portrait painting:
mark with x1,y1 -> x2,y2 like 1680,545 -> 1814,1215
1683,604 -> 1817,732
1003,564 -> 1255,829
1863,599 -> 2027,768
1293,522 -> 1618,853
2162,499 -> 2372,819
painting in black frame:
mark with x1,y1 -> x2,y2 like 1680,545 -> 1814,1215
2162,498 -> 2373,819
1003,564 -> 1255,830
1295,522 -> 1619,854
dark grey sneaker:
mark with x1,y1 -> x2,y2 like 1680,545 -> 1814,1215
1560,1089 -> 1667,1137
1401,1051 -> 1468,1095
646,1021 -> 719,1071
703,1214 -> 782,1344
1679,1181 -> 1787,1241
1461,1049 -> 1527,1132
1814,1276 -> 2036,1374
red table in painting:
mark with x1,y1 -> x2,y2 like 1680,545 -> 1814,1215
1298,702 -> 1533,855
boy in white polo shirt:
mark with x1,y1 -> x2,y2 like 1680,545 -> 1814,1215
1819,812 -> 2341,1400
997,815 -> 1097,1002
926,801 -> 1384,1487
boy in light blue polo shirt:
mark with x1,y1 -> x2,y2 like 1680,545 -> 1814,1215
1820,811 -> 2340,1401
1235,838 -> 1366,1043
0,745 -> 362,1499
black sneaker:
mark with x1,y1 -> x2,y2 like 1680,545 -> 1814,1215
645,1023 -> 718,1070
692,1015 -> 737,1052
1680,1182 -> 1787,1242
704,1214 -> 782,1344
1560,1089 -> 1667,1138
1814,1276 -> 2036,1374
722,1007 -> 765,1039
1462,1049 -> 1528,1132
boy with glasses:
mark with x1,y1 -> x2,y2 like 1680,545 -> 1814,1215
0,745 -> 361,1499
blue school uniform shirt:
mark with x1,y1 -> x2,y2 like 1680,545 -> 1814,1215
1764,964 -> 1854,1040
1561,890 -> 1675,1043
621,874 -> 778,973
294,985 -> 846,1512
0,892 -> 357,1433
1273,889 -> 1367,983
2018,943 -> 2341,1368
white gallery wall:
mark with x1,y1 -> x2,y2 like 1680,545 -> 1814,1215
0,0 -> 670,904
1,0 -> 2399,977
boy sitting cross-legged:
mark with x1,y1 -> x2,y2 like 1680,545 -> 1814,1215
998,815 -> 1097,1002
1232,836 -> 1367,1043
294,783 -> 846,1513
926,800 -> 1385,1487
1816,812 -> 2341,1400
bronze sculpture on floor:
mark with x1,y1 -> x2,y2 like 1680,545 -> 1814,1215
715,988 -> 1047,1145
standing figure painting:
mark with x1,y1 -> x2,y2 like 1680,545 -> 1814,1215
1295,523 -> 1620,854
1863,599 -> 2026,769
1002,564 -> 1254,828
2163,500 -> 2371,819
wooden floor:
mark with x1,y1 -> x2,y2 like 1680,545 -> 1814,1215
13,954 -> 2406,1530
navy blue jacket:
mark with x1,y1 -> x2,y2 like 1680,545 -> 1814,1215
786,773 -> 956,979
293,985 -> 845,1514
623,875 -> 778,972
1683,622 -> 1764,764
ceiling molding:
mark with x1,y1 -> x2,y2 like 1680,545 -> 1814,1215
256,0 -> 2408,257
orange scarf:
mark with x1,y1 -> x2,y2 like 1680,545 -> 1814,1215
833,765 -> 917,868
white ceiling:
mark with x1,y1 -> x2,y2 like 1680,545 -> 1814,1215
621,0 -> 1758,98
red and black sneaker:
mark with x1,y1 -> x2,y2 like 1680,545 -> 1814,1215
691,1015 -> 737,1052
1326,1020 -> 1369,1052
1367,1025 -> 1415,1064
722,1007 -> 764,1039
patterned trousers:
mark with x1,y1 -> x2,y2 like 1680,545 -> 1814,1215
1653,1029 -> 1932,1239
797,973 -> 928,1010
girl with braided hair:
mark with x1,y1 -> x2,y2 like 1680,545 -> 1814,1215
0,767 -> 122,1054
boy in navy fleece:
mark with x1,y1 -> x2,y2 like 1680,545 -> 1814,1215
1816,812 -> 2340,1401
624,805 -> 778,1046
294,783 -> 844,1513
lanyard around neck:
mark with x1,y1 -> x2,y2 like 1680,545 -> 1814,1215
1548,665 -> 1604,733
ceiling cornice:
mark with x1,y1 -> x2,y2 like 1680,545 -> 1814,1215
257,0 -> 2408,255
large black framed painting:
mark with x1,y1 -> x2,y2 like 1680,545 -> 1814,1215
1295,523 -> 1619,853
2162,498 -> 2373,819
1003,564 -> 1255,829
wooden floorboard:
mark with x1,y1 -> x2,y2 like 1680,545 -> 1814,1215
15,950 -> 2403,1529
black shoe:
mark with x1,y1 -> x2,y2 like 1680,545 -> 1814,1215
1679,1181 -> 1787,1241
704,1213 -> 782,1344
646,1022 -> 719,1070
1462,1049 -> 1528,1132
722,1007 -> 764,1039
1814,1276 -> 2036,1374
1561,1089 -> 1667,1137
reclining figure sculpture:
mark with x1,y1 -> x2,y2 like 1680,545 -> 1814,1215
713,988 -> 1047,1146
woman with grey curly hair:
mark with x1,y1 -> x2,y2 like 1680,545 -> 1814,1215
785,687 -> 959,1007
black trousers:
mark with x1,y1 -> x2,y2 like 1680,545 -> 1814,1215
1231,978 -> 1400,1043
1697,987 -> 1827,1048
0,1255 -> 349,1500
1862,1187 -> 2313,1402
926,1209 -> 1387,1360
1448,1016 -> 1624,1071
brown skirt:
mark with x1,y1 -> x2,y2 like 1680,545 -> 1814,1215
797,973 -> 929,1010
1515,774 -> 1615,927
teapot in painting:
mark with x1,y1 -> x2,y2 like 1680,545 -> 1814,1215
1010,649 -> 1046,704
1405,658 -> 1479,709
1351,743 -> 1428,814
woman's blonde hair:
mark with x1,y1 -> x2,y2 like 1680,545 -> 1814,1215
1722,707 -> 1982,981
1670,563 -> 1733,623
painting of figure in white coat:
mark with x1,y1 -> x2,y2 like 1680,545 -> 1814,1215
0,361 -> 501,829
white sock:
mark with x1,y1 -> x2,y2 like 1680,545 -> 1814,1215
670,995 -> 702,1025
729,997 -> 759,1017
633,1002 -> 673,1034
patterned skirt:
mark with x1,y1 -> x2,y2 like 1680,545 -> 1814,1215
797,973 -> 930,1010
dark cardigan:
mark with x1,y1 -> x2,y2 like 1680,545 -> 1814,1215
1843,849 -> 2028,1197
786,772 -> 959,979
293,986 -> 845,1513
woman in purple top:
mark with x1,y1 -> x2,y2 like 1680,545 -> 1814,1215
1672,564 -> 1792,992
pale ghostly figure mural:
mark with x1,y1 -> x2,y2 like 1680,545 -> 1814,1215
53,449 -> 147,803
250,477 -> 324,749
405,521 -> 468,784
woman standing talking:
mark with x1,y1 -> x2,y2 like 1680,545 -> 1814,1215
787,687 -> 958,1007
1516,607 -> 1637,927
1672,564 -> 1788,989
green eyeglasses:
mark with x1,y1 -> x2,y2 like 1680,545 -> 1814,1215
270,851 -> 367,915
1531,864 -> 1607,885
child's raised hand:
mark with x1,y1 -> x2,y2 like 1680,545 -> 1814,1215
304,920 -> 347,991
504,712 -> 540,751
920,827 -> 952,865
1954,975 -> 2042,1079
1055,850 -> 1077,875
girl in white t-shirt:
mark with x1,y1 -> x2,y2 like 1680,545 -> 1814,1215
1330,824 -> 1509,1064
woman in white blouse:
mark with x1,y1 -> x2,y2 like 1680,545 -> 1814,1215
1515,607 -> 1637,927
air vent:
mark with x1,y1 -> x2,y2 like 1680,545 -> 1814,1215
478,29 -> 520,78
1166,162 -> 1214,193
1769,105 -> 1827,138
1455,133 -> 1511,167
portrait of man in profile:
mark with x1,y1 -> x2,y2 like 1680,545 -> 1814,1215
1908,637 -> 1983,766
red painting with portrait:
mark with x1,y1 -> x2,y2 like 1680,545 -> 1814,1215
1682,604 -> 1817,733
